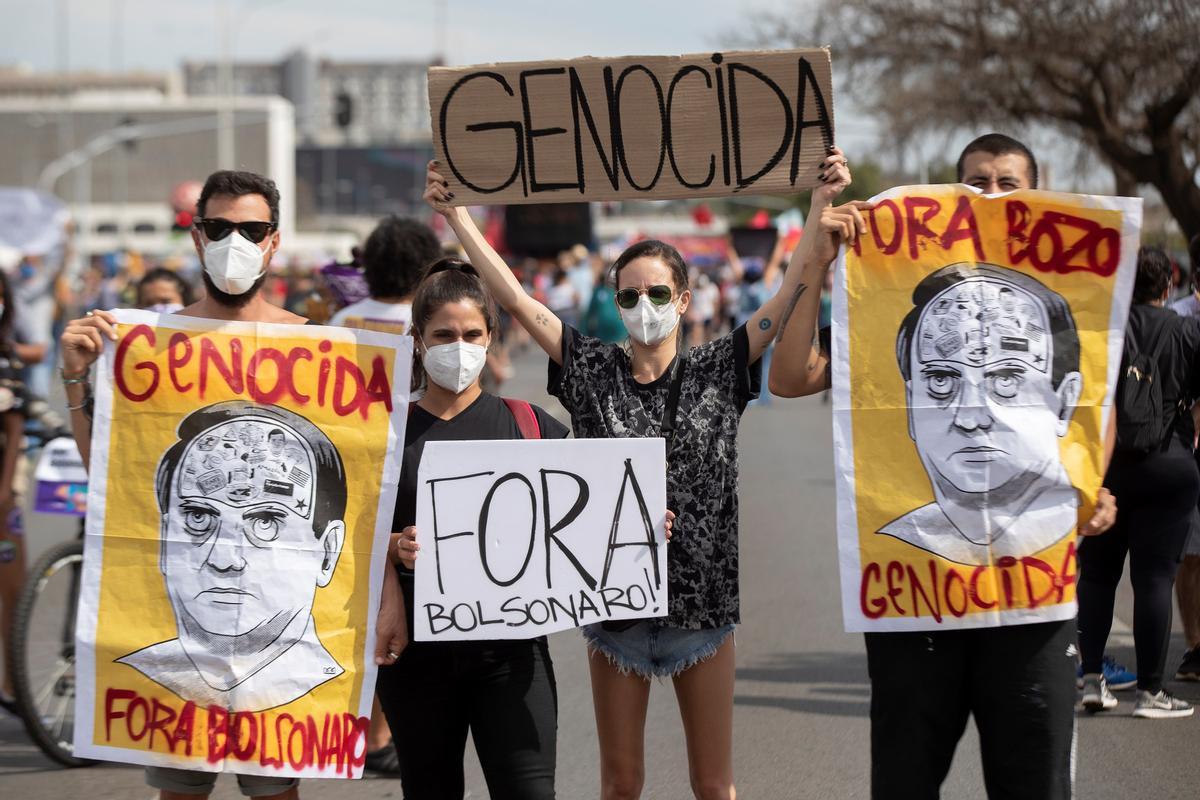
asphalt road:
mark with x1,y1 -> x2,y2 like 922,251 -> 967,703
2,343 -> 1199,798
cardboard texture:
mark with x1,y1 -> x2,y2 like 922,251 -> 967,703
428,49 -> 834,205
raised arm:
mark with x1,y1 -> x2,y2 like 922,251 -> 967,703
423,162 -> 565,365
745,146 -> 854,363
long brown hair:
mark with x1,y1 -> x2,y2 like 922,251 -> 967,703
409,257 -> 500,393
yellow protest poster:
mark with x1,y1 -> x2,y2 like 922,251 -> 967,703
74,309 -> 411,778
833,186 -> 1141,631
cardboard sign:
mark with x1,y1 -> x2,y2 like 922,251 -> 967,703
429,49 -> 834,205
832,185 -> 1141,632
74,310 -> 412,779
414,438 -> 668,641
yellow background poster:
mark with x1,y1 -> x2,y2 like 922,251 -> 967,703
833,186 -> 1141,632
74,310 -> 411,778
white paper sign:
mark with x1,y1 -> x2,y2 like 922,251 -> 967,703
414,438 -> 668,641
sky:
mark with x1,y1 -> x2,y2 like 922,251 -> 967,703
0,0 -> 881,147
2,0 -> 787,73
0,0 -> 1128,200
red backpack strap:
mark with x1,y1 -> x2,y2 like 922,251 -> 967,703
503,398 -> 541,440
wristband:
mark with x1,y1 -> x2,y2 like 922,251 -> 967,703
60,367 -> 89,385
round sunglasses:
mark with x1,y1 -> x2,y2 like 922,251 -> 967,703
615,285 -> 673,309
194,217 -> 277,244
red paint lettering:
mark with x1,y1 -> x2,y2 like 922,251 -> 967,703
997,556 -> 1018,608
230,711 -> 258,762
944,567 -> 968,618
286,715 -> 307,770
114,325 -> 159,402
246,348 -> 289,405
103,688 -> 138,741
938,195 -> 986,260
1020,556 -> 1059,608
860,562 -> 887,619
907,560 -> 942,623
286,348 -> 313,403
969,565 -> 997,610
147,697 -> 178,751
199,337 -> 244,398
168,333 -> 194,393
174,701 -> 196,756
1006,200 -> 1121,277
1058,540 -> 1077,603
902,196 -> 941,260
885,561 -> 906,615
332,357 -> 367,418
206,705 -> 230,764
363,355 -> 395,414
869,199 -> 903,255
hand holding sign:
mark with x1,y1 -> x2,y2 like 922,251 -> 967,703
61,308 -> 119,376
814,201 -> 874,267
815,145 -> 852,206
423,161 -> 456,220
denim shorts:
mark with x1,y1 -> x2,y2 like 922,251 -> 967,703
145,766 -> 298,797
582,620 -> 735,679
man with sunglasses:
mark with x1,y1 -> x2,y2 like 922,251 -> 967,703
59,170 -> 409,800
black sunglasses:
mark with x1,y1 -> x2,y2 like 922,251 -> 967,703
194,218 -> 277,244
615,285 -> 673,309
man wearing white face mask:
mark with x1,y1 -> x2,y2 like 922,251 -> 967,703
58,170 -> 410,800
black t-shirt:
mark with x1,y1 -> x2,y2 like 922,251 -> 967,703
548,325 -> 761,630
391,393 -> 569,630
1116,304 -> 1200,459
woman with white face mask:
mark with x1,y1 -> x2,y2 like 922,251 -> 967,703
425,151 -> 855,799
375,258 -> 571,798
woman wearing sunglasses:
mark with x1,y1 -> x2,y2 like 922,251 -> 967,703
424,150 -> 857,799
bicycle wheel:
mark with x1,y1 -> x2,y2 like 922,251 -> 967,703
9,538 -> 94,767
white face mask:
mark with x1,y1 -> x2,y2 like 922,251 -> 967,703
619,294 -> 680,346
422,341 -> 488,394
145,302 -> 184,314
203,233 -> 267,295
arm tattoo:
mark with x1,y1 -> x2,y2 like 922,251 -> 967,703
758,317 -> 772,331
535,312 -> 550,327
774,283 -> 809,343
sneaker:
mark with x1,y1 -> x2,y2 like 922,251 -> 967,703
1175,647 -> 1200,682
1075,655 -> 1137,691
1132,689 -> 1194,719
1080,674 -> 1118,712
364,741 -> 402,775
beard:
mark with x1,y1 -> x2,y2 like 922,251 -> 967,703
201,270 -> 268,310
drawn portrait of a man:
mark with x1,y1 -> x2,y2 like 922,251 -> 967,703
117,401 -> 348,712
880,263 -> 1083,565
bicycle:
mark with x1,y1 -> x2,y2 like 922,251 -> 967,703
6,411 -> 94,767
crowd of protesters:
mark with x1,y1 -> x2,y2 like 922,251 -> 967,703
0,130 -> 1196,800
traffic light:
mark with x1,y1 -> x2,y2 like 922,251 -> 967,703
173,210 -> 194,232
334,92 -> 353,129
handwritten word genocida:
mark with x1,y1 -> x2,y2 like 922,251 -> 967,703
435,52 -> 833,198
859,542 -> 1077,623
113,325 -> 394,420
424,458 -> 664,634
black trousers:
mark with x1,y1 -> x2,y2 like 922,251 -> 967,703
376,637 -> 558,800
1078,447 -> 1200,692
865,620 -> 1076,800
